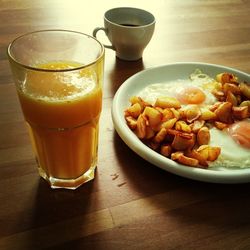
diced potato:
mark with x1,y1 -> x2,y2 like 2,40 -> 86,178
223,83 -> 241,95
190,120 -> 205,133
161,108 -> 174,122
214,121 -> 228,130
211,89 -> 225,101
185,149 -> 208,167
160,144 -> 172,157
171,151 -> 199,167
155,96 -> 181,109
239,100 -> 250,112
197,145 -> 221,161
200,109 -> 216,121
135,114 -> 147,139
239,82 -> 250,99
125,116 -> 137,130
197,126 -> 210,145
143,106 -> 162,128
216,73 -> 238,84
226,91 -> 238,106
170,108 -> 181,120
154,128 -> 167,143
214,102 -> 233,123
145,126 -> 155,139
161,118 -> 177,130
171,132 -> 195,151
232,106 -> 249,120
130,96 -> 151,110
183,105 -> 201,123
175,120 -> 191,133
126,103 -> 142,118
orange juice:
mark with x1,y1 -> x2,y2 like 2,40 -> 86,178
17,61 -> 102,188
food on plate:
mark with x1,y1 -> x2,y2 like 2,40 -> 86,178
124,70 -> 250,169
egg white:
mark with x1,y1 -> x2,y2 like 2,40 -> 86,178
138,78 -> 217,107
209,127 -> 250,169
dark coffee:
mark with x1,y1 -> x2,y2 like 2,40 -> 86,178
119,23 -> 140,27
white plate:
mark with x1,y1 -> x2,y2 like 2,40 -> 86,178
111,62 -> 250,183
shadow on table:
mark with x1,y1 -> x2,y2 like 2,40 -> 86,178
112,131 -> 250,235
26,171 -> 100,249
107,57 -> 145,95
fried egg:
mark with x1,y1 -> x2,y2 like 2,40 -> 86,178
209,120 -> 250,168
139,72 -> 217,107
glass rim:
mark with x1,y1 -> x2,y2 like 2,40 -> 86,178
7,29 -> 105,72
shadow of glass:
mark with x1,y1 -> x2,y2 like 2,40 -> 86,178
26,172 -> 100,249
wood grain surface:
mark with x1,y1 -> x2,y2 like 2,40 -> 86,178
0,1 -> 250,249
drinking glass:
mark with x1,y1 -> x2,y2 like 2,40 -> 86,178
7,30 -> 105,189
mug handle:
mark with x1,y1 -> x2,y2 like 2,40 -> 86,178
93,27 -> 115,50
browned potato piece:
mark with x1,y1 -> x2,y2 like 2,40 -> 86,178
153,128 -> 167,143
185,149 -> 208,167
216,73 -> 238,84
210,102 -> 222,112
130,96 -> 151,109
239,82 -> 250,99
171,132 -> 195,151
160,144 -> 172,157
197,145 -> 221,161
175,120 -> 191,133
135,114 -> 147,139
147,141 -> 159,151
240,100 -> 250,112
197,127 -> 210,145
214,102 -> 233,123
161,118 -> 177,130
143,107 -> 162,128
212,89 -> 225,101
190,120 -> 205,133
161,108 -> 174,121
171,151 -> 199,167
200,109 -> 216,121
226,91 -> 238,106
223,83 -> 241,95
214,121 -> 228,130
125,116 -> 137,130
183,105 -> 201,123
145,126 -> 155,139
155,96 -> 181,109
170,108 -> 181,120
126,103 -> 142,118
232,106 -> 249,120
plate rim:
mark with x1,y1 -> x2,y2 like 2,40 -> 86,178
111,61 -> 250,183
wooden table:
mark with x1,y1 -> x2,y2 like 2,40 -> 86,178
1,1 -> 250,249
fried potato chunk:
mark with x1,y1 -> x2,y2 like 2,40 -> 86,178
155,96 -> 181,109
135,114 -> 147,139
197,127 -> 210,145
171,132 -> 195,151
126,103 -> 142,118
197,145 -> 221,161
171,152 -> 199,167
143,106 -> 162,128
214,102 -> 233,123
239,82 -> 250,99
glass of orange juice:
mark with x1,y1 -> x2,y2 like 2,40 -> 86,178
7,30 -> 105,189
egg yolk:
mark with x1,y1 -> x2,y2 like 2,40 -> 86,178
176,86 -> 206,104
228,120 -> 250,149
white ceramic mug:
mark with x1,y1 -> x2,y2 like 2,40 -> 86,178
93,7 -> 155,61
